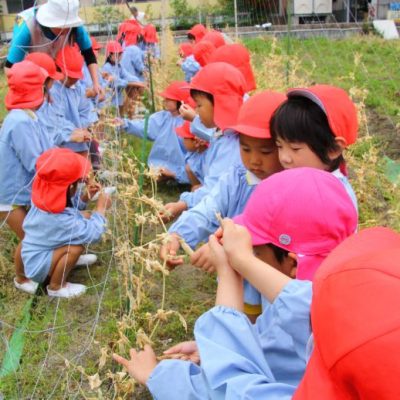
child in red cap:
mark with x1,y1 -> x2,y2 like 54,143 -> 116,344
50,45 -> 98,156
271,84 -> 358,210
163,62 -> 246,221
187,24 -> 207,43
16,148 -> 112,297
178,42 -> 200,83
193,41 -> 217,67
112,168 -> 358,398
0,60 -> 52,280
175,121 -> 209,189
120,81 -> 192,184
103,40 -> 144,115
143,24 -> 160,59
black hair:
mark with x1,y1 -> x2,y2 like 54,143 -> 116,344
66,186 -> 74,208
266,243 -> 290,264
176,100 -> 182,110
190,89 -> 214,105
187,33 -> 195,41
105,55 -> 115,65
270,96 -> 344,171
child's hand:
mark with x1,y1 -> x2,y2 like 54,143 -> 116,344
162,341 -> 200,364
179,104 -> 196,122
96,193 -> 112,215
208,234 -> 235,277
190,243 -> 215,273
159,233 -> 184,268
159,168 -> 176,179
86,88 -> 97,98
176,59 -> 183,66
70,128 -> 92,143
113,345 -> 158,385
161,201 -> 187,222
220,219 -> 253,272
101,71 -> 110,80
87,181 -> 102,200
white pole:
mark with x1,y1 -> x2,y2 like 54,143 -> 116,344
234,0 -> 239,40
160,0 -> 167,63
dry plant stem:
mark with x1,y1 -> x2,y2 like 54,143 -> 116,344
215,212 -> 223,226
179,239 -> 194,256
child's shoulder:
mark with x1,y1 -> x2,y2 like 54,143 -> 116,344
2,109 -> 37,130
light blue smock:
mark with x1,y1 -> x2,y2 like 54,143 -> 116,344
332,168 -> 358,211
82,63 -> 107,109
181,55 -> 200,82
123,111 -> 189,183
145,43 -> 161,60
169,165 -> 258,249
190,116 -> 214,142
179,131 -> 242,209
0,109 -> 53,205
185,150 -> 208,184
102,61 -> 140,107
120,44 -> 145,82
50,81 -> 98,152
22,205 -> 106,282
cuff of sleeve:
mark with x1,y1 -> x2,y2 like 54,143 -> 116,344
179,192 -> 191,208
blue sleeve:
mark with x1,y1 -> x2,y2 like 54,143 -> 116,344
123,118 -> 145,138
71,190 -> 87,211
120,65 -> 140,82
67,211 -> 106,245
147,360 -> 211,400
7,22 -> 31,64
181,56 -> 200,82
169,170 -> 232,248
194,306 -> 296,400
190,116 -> 214,142
123,113 -> 158,141
77,85 -> 98,127
102,63 -> 128,89
75,25 -> 92,51
9,118 -> 45,173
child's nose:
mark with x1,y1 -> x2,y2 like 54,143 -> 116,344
279,150 -> 292,165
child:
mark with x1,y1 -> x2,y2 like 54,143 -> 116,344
271,84 -> 358,209
176,121 -> 209,188
161,91 -> 284,274
0,60 -> 51,272
187,24 -> 207,43
209,43 -> 257,93
120,32 -> 146,82
103,41 -> 143,115
51,45 -> 98,155
113,168 -> 358,398
193,41 -> 216,67
143,24 -> 160,59
202,30 -> 226,48
177,42 -> 200,83
121,81 -> 190,184
15,148 -> 111,297
163,62 -> 247,219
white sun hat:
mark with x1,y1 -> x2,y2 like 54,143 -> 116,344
36,0 -> 83,29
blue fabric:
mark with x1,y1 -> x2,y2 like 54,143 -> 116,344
22,205 -> 106,282
186,150 -> 207,184
0,110 -> 53,205
181,55 -> 200,82
179,132 -> 242,208
102,62 -> 139,107
147,360 -> 213,400
145,43 -> 161,59
120,45 -> 145,82
37,100 -> 72,147
190,116 -> 214,142
332,169 -> 358,211
82,64 -> 107,109
50,81 -> 98,152
193,280 -> 312,398
7,9 -> 91,64
123,111 -> 189,183
169,165 -> 257,249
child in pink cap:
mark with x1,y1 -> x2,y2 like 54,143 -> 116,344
112,168 -> 358,398
271,84 -> 358,210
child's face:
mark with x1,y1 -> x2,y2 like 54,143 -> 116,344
111,52 -> 121,63
239,135 -> 282,180
163,98 -> 179,115
65,77 -> 79,88
183,137 -> 197,152
193,94 -> 215,129
275,137 -> 328,170
253,245 -> 297,278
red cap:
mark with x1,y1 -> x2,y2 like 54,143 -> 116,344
55,45 -> 84,79
234,168 -> 358,280
187,24 -> 207,42
179,42 -> 194,57
106,40 -> 123,57
190,62 -> 247,131
202,30 -> 225,48
287,85 -> 358,145
176,121 -> 195,139
25,52 -> 64,80
159,81 -> 190,103
209,44 -> 256,92
144,23 -> 158,43
193,41 -> 216,67
294,227 -> 400,399
227,91 -> 286,138
90,36 -> 103,50
32,148 -> 91,213
5,60 -> 48,110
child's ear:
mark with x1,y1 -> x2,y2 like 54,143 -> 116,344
328,136 -> 347,160
288,252 -> 298,279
